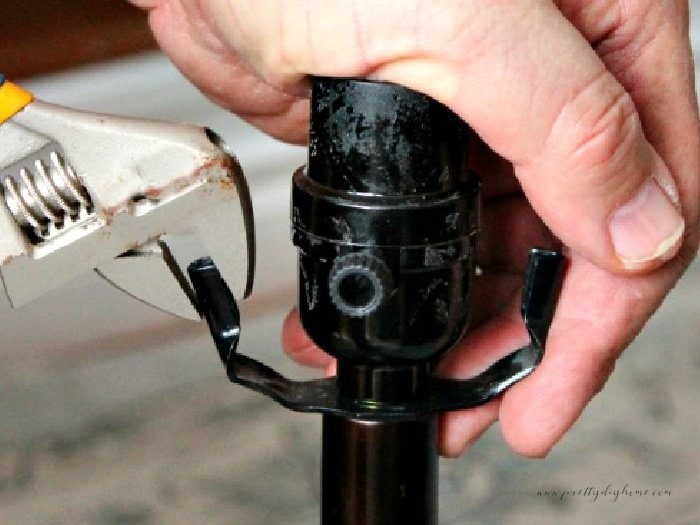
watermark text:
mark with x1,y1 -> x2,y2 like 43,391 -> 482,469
536,484 -> 671,503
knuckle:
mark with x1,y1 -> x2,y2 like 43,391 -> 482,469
573,89 -> 637,168
562,74 -> 643,192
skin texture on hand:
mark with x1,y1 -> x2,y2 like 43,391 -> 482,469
130,0 -> 700,458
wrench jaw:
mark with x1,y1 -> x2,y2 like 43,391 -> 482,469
94,154 -> 256,322
0,97 -> 255,318
96,240 -> 201,321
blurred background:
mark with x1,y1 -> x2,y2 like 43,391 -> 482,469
0,2 -> 698,524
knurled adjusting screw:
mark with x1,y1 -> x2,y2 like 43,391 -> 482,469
328,252 -> 393,318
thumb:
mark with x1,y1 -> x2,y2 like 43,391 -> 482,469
517,120 -> 684,273
362,4 -> 686,273
510,66 -> 685,272
442,8 -> 685,272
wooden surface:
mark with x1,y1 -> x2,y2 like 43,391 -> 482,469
0,0 -> 156,79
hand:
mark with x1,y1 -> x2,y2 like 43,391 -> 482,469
131,0 -> 699,457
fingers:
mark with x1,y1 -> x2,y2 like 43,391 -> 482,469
127,0 -> 158,7
132,0 -> 310,143
559,0 -> 700,253
435,303 -> 529,457
442,248 -> 684,458
281,309 -> 334,368
439,401 -> 499,458
449,4 -> 688,274
491,1 -> 700,455
495,252 -> 657,457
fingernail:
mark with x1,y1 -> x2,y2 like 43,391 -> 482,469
651,156 -> 681,205
609,178 -> 685,270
